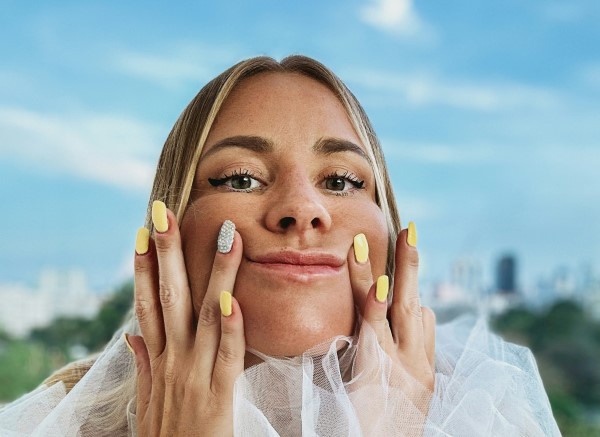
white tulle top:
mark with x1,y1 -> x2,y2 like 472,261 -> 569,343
0,314 -> 561,436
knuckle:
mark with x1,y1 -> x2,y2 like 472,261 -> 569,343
135,297 -> 155,323
406,249 -> 419,268
154,234 -> 176,253
403,296 -> 423,318
217,344 -> 239,366
158,281 -> 180,309
197,304 -> 219,328
134,260 -> 151,275
163,356 -> 179,385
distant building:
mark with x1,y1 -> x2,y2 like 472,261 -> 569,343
0,269 -> 103,338
496,254 -> 517,294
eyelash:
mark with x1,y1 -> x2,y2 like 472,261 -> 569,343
207,169 -> 366,194
208,169 -> 262,193
324,170 -> 365,192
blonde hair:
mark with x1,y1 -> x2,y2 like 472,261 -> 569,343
44,55 -> 401,434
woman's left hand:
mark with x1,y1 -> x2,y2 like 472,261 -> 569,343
348,222 -> 436,395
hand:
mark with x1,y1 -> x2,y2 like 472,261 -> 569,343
126,202 -> 245,436
348,223 -> 436,413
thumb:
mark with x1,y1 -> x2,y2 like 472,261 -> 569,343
125,334 -> 151,420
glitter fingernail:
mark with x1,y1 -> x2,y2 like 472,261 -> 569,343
217,220 -> 235,253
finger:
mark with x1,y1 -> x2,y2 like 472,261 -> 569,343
211,294 -> 246,394
126,334 -> 152,422
195,222 -> 243,373
348,233 -> 374,315
390,222 -> 424,353
361,276 -> 394,351
152,201 -> 194,351
134,227 -> 165,360
421,306 -> 436,374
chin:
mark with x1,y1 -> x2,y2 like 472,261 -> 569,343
238,289 -> 356,357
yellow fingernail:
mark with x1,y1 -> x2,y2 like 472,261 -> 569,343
135,227 -> 150,255
123,333 -> 134,354
376,275 -> 389,303
220,291 -> 232,317
353,233 -> 369,264
407,221 -> 417,247
152,200 -> 168,233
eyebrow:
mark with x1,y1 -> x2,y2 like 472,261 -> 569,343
202,135 -> 274,159
202,135 -> 369,162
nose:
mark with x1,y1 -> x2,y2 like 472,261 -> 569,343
265,175 -> 332,234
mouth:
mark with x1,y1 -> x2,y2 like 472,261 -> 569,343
246,250 -> 345,283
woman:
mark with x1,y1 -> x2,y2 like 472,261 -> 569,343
0,56 -> 559,436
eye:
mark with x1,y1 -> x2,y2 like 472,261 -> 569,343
208,170 -> 263,192
325,177 -> 347,191
323,171 -> 365,192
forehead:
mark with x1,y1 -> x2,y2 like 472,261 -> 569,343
205,72 -> 365,151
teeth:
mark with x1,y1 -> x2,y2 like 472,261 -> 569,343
217,220 -> 235,253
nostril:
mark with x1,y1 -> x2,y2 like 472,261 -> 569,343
279,217 -> 295,229
311,218 -> 320,228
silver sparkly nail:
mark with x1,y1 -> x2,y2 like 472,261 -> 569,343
217,220 -> 235,253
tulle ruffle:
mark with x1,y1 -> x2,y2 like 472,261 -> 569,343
0,314 -> 561,436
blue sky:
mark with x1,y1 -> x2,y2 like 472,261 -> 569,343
1,0 -> 599,292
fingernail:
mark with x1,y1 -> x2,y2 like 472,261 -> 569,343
123,333 -> 135,354
217,220 -> 235,253
353,233 -> 369,264
135,227 -> 150,255
220,291 -> 232,317
376,275 -> 389,303
152,201 -> 169,233
407,221 -> 417,247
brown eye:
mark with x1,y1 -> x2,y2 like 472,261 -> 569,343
231,175 -> 253,190
326,177 -> 346,191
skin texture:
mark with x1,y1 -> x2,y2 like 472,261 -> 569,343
180,72 -> 389,356
128,72 -> 436,436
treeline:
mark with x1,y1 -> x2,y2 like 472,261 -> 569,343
492,300 -> 600,435
1,284 -> 599,434
0,281 -> 133,402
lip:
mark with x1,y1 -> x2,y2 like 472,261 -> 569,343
252,250 -> 345,267
246,250 -> 345,282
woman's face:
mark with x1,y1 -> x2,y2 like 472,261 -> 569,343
180,72 -> 388,356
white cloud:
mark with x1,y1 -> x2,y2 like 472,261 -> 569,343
347,69 -> 561,111
359,0 -> 431,38
0,106 -> 161,192
113,42 -> 241,88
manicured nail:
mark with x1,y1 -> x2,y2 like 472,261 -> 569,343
152,201 -> 168,233
407,221 -> 417,247
220,291 -> 232,317
135,227 -> 150,255
353,233 -> 369,264
123,333 -> 135,354
217,220 -> 235,253
376,275 -> 389,303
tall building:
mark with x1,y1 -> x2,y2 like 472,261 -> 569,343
496,254 -> 517,294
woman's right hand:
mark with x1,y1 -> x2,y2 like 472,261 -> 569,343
125,201 -> 245,436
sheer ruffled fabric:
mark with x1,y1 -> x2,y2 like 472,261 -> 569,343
0,314 -> 561,436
